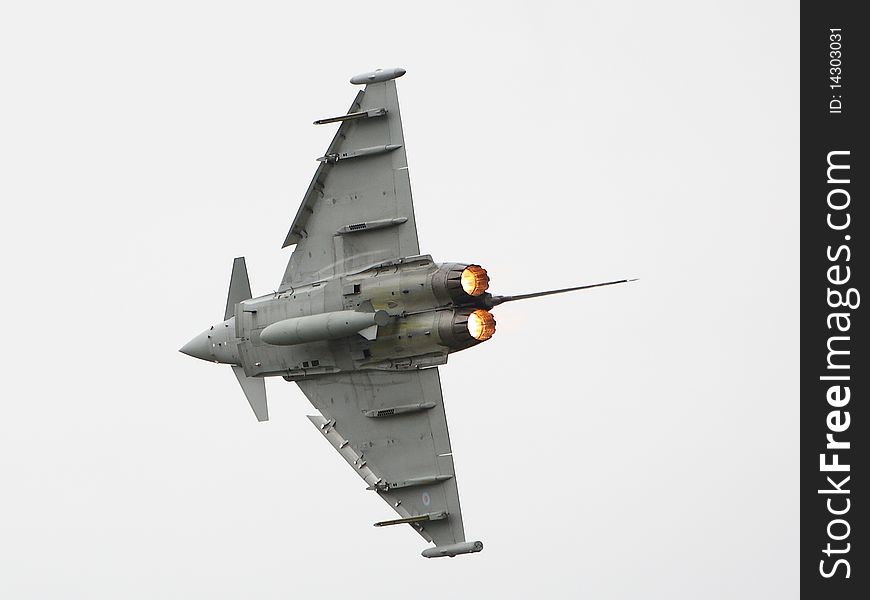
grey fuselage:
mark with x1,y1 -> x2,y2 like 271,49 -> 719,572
185,256 -> 496,381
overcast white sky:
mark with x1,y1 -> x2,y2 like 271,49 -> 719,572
0,1 -> 798,598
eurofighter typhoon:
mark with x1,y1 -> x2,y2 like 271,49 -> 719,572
181,68 -> 634,558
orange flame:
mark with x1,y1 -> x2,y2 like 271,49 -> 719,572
461,265 -> 490,296
467,309 -> 496,341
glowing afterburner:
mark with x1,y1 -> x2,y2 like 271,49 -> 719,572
466,309 -> 496,341
460,265 -> 490,297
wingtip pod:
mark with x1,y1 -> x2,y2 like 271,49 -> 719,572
350,67 -> 406,85
421,540 -> 484,558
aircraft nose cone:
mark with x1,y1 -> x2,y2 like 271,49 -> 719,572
179,330 -> 212,362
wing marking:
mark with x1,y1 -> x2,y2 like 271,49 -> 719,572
299,369 -> 466,547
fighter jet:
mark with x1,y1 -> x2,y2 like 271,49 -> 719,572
181,67 -> 634,558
